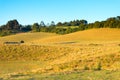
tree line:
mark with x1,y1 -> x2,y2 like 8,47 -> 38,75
0,16 -> 120,36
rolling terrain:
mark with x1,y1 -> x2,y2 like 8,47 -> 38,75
0,32 -> 58,44
31,28 -> 120,45
0,28 -> 120,80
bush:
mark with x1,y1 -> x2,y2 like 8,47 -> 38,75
84,65 -> 89,70
96,62 -> 102,70
93,62 -> 102,71
20,40 -> 24,43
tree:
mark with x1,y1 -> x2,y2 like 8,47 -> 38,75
116,16 -> 120,20
46,23 -> 50,27
56,28 -> 67,34
70,20 -> 87,26
80,20 -> 88,25
75,20 -> 80,26
79,24 -> 86,30
0,28 -> 2,32
6,19 -> 20,30
63,22 -> 70,26
56,22 -> 63,26
40,21 -> 46,27
50,21 -> 55,27
94,21 -> 101,28
21,25 -> 32,32
70,20 -> 76,26
0,25 -> 6,30
32,23 -> 39,32
117,23 -> 120,28
66,27 -> 73,33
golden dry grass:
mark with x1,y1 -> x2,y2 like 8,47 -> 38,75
32,28 -> 120,45
0,32 -> 58,44
1,28 -> 120,79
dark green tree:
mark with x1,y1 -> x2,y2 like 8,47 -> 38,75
6,19 -> 20,30
56,22 -> 63,26
40,21 -> 46,27
94,21 -> 101,28
32,23 -> 39,32
50,21 -> 55,27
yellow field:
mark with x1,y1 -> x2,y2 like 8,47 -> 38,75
32,28 -> 120,45
1,28 -> 120,79
0,32 -> 58,44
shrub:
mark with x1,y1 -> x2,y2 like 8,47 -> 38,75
84,65 -> 89,70
94,62 -> 102,71
20,40 -> 24,43
97,62 -> 102,70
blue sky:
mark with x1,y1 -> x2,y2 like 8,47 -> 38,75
0,0 -> 120,25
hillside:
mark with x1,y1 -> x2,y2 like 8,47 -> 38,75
0,32 -> 58,44
1,28 -> 120,79
31,28 -> 120,45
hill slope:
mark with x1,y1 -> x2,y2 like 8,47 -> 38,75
1,28 -> 120,79
0,32 -> 58,44
32,28 -> 120,45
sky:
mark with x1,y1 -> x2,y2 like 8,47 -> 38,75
0,0 -> 120,25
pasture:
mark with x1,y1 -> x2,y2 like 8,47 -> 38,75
0,32 -> 58,44
0,28 -> 120,79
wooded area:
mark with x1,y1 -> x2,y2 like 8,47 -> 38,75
0,16 -> 120,36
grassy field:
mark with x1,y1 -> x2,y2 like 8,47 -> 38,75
31,28 -> 120,45
0,32 -> 58,44
25,70 -> 120,80
1,70 -> 120,80
1,28 -> 120,79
